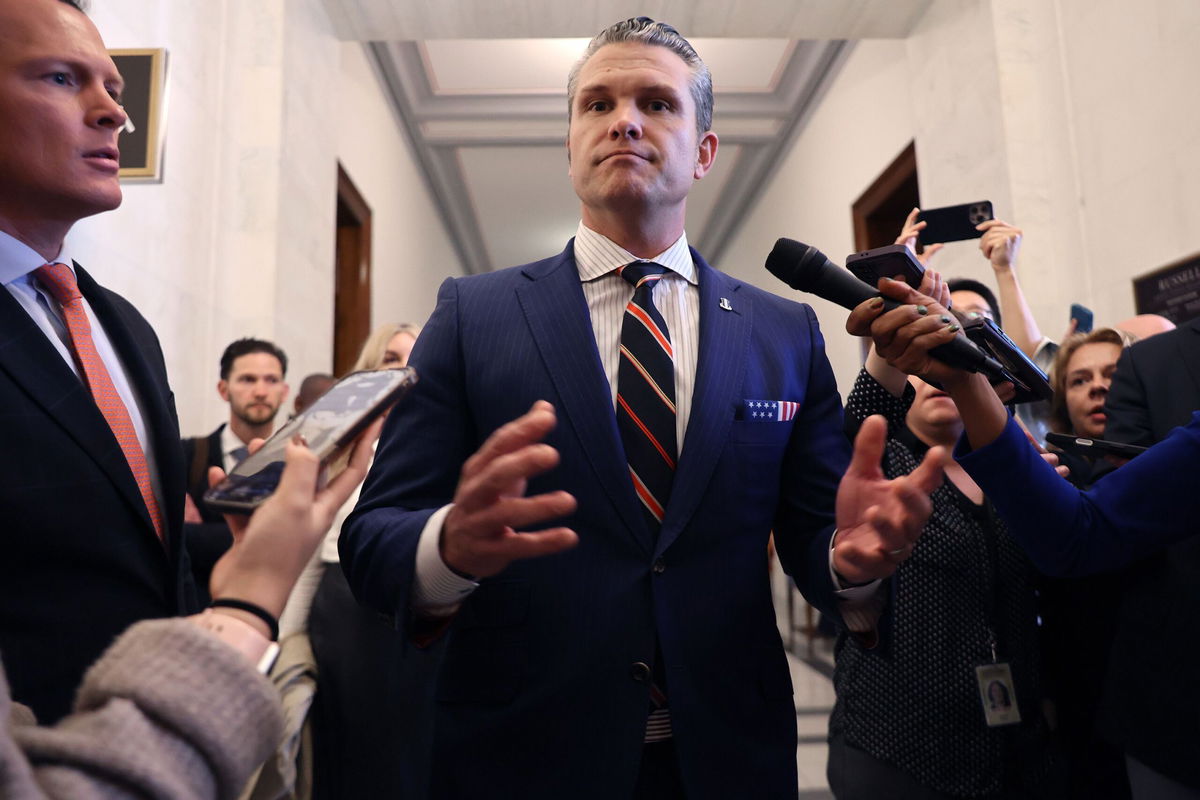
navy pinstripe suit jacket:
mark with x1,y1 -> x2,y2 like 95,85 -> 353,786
342,241 -> 850,799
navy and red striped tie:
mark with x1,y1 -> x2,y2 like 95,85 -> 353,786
616,261 -> 676,535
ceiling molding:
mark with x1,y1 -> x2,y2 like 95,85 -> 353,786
324,0 -> 931,41
368,37 -> 854,274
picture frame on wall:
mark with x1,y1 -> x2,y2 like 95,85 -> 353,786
1133,250 -> 1200,325
109,48 -> 168,182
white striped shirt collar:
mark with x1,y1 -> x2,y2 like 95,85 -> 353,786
572,222 -> 697,285
0,229 -> 80,286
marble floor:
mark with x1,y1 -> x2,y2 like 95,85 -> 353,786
789,635 -> 837,799
773,557 -> 837,798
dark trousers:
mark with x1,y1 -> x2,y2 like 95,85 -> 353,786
309,564 -> 442,800
828,735 -> 1049,800
635,739 -> 686,799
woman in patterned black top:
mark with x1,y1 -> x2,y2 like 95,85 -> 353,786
827,272 -> 1063,799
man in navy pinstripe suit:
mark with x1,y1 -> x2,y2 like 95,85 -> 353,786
341,17 -> 941,799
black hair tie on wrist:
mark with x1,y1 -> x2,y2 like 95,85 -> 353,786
210,598 -> 279,641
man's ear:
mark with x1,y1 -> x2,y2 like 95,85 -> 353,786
217,380 -> 229,402
693,131 -> 718,180
280,382 -> 291,403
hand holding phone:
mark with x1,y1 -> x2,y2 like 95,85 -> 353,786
977,219 -> 1023,270
204,368 -> 417,513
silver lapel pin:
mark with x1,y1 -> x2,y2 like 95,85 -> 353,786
719,297 -> 733,311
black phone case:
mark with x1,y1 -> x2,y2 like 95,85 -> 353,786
918,201 -> 994,245
846,243 -> 926,289
957,313 -> 1051,404
1045,433 -> 1148,460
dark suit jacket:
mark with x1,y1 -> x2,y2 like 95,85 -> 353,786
958,412 -> 1200,788
1092,320 -> 1200,787
181,424 -> 234,605
341,243 -> 850,799
0,263 -> 190,724
1104,317 -> 1200,446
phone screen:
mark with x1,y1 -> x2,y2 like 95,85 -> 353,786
204,368 -> 416,511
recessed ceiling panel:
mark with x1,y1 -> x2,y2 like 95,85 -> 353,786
422,38 -> 794,95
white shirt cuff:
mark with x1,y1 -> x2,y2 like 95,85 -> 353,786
828,530 -> 885,633
413,504 -> 479,611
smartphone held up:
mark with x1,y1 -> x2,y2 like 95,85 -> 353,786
204,368 -> 417,513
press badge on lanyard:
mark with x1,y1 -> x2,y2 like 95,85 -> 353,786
976,636 -> 1020,727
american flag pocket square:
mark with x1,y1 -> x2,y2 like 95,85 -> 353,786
742,399 -> 800,421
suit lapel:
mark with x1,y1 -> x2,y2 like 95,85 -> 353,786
658,254 -> 750,555
75,265 -> 179,550
515,244 -> 653,555
0,282 -> 156,542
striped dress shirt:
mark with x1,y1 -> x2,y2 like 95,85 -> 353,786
412,224 -> 701,609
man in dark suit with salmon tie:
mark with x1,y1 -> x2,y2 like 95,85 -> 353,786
342,18 -> 942,799
0,0 -> 191,723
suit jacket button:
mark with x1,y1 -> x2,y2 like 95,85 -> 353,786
652,558 -> 666,574
630,662 -> 652,683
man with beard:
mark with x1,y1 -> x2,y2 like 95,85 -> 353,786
183,337 -> 289,602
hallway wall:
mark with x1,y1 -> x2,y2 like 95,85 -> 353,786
73,1 -> 459,434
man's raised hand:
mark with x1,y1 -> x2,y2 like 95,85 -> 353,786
832,415 -> 943,583
441,401 -> 578,578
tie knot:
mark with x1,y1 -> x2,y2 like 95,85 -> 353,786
619,260 -> 667,289
34,262 -> 82,305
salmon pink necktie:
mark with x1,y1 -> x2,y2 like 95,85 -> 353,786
35,263 -> 165,543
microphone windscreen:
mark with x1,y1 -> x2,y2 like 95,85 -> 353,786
766,238 -> 875,310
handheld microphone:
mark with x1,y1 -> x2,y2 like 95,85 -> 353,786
765,237 -> 1008,381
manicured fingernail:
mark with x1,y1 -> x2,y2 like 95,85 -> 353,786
869,297 -> 884,309
916,305 -> 928,316
940,314 -> 951,323
946,323 -> 960,332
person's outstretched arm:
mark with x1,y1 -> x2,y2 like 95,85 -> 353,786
848,277 -> 1200,577
3,425 -> 379,799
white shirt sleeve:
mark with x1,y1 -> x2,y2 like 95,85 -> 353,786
828,531 -> 886,633
412,504 -> 479,611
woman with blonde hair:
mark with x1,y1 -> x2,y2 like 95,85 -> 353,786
351,322 -> 421,372
279,322 -> 431,800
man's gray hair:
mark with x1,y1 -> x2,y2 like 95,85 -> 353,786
57,0 -> 89,11
566,17 -> 713,136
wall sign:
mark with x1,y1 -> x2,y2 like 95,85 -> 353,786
1133,251 -> 1200,325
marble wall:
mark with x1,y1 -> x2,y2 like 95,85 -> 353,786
725,0 -> 1200,397
337,43 -> 460,334
719,39 -> 917,396
70,0 -> 457,435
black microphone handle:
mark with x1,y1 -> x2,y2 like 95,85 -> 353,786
765,238 -> 1008,381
